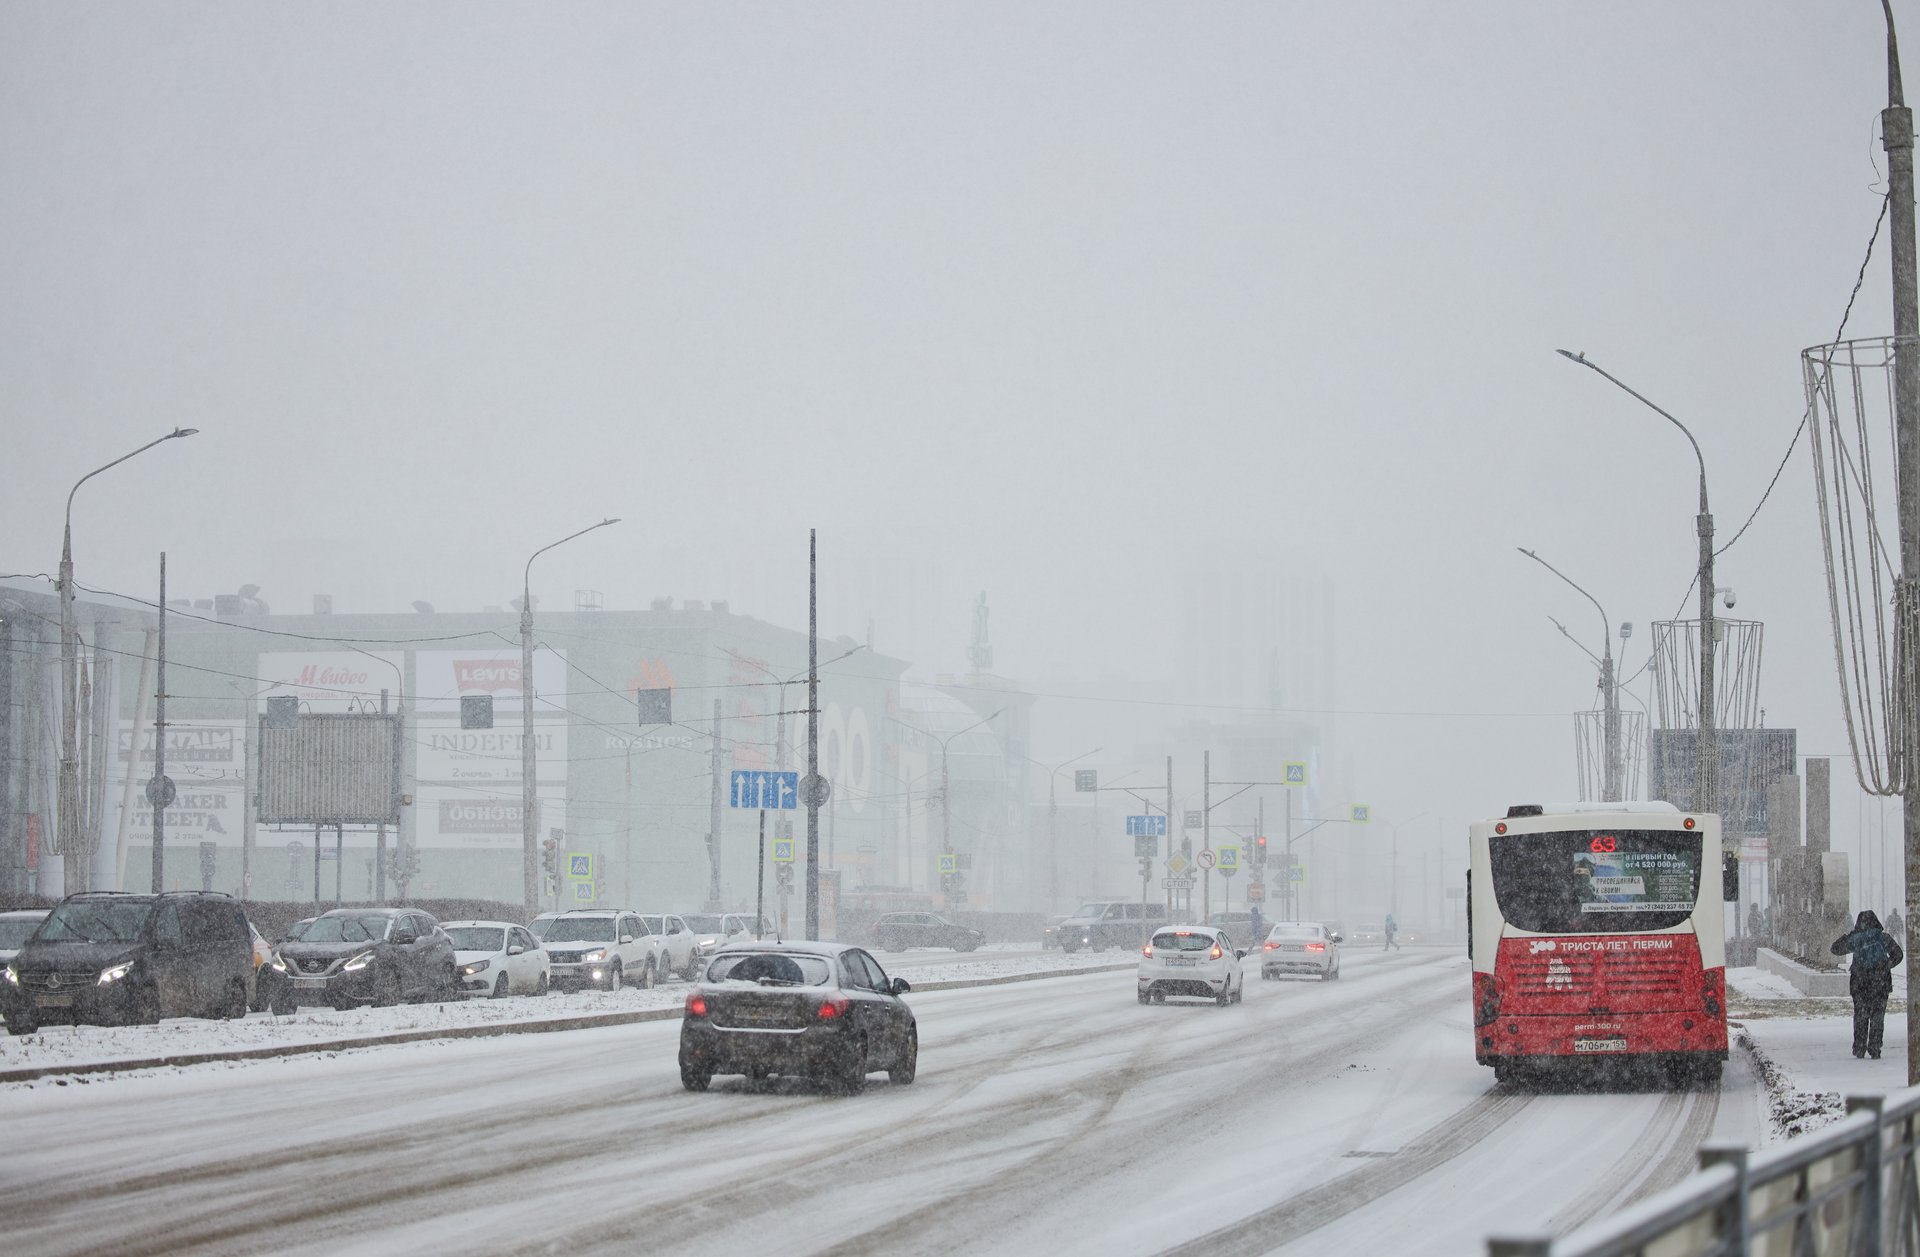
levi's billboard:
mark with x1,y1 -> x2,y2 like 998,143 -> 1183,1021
413,650 -> 567,715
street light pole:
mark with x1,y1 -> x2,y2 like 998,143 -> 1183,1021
1874,0 -> 1920,1087
58,427 -> 197,893
1558,351 -> 1715,815
938,708 -> 1003,915
519,518 -> 619,915
1517,548 -> 1621,799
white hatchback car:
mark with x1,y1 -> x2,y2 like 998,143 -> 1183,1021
1137,926 -> 1245,1006
1259,921 -> 1342,980
443,920 -> 550,998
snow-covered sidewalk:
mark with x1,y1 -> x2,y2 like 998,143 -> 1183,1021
1729,964 -> 1911,1144
0,946 -> 1130,1081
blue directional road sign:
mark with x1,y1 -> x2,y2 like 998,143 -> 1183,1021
1125,815 -> 1168,838
730,770 -> 800,810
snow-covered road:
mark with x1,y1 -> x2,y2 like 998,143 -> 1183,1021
1,946 -> 1764,1256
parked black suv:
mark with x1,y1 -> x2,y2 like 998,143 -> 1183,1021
870,912 -> 985,953
266,908 -> 458,1011
3,891 -> 254,1035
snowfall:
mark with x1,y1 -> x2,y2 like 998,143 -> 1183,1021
0,944 -> 1903,1256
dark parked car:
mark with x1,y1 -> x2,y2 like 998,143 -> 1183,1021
1056,900 -> 1167,952
3,892 -> 253,1035
679,941 -> 917,1093
266,908 -> 457,1011
870,911 -> 984,952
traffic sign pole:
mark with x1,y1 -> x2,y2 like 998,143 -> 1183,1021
756,809 -> 767,941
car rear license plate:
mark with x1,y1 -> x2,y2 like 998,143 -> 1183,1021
1574,1037 -> 1627,1053
1281,945 -> 1303,952
1166,957 -> 1196,967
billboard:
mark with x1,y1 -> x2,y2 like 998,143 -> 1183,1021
417,722 -> 567,784
1647,728 -> 1797,836
414,785 -> 565,849
117,720 -> 247,847
257,713 -> 403,826
412,650 -> 568,716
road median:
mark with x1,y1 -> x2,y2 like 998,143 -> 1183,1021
0,960 -> 1135,1085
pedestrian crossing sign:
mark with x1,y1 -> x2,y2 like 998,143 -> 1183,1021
567,853 -> 595,881
772,838 -> 795,864
938,853 -> 958,875
1284,763 -> 1307,786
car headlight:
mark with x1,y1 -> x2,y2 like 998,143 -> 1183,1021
460,959 -> 491,977
342,952 -> 375,972
580,948 -> 607,963
3,963 -> 18,986
268,953 -> 290,973
98,961 -> 135,985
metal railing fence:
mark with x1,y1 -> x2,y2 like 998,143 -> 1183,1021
1487,1082 -> 1920,1256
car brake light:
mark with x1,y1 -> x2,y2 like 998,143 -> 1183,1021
685,994 -> 708,1017
817,995 -> 849,1021
1263,941 -> 1278,950
1142,944 -> 1153,958
1209,944 -> 1223,960
1306,942 -> 1325,952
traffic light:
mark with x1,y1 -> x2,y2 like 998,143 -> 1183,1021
541,838 -> 559,878
1256,835 -> 1268,866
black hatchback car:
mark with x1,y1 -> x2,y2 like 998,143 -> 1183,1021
870,911 -> 985,952
679,942 -> 917,1093
266,908 -> 457,1011
3,891 -> 254,1035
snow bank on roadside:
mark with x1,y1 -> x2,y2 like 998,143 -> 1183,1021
1730,964 -> 1910,1145
0,946 -> 1126,1078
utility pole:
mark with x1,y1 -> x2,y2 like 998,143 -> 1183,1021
1878,1 -> 1920,1087
518,518 -> 620,915
376,688 -> 388,905
1202,751 -> 1212,922
806,529 -> 821,940
149,553 -> 167,893
706,697 -> 724,910
1165,756 -> 1174,920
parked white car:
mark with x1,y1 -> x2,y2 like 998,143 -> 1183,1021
682,913 -> 771,967
539,910 -> 657,990
639,914 -> 702,982
443,920 -> 550,998
1137,926 -> 1245,1006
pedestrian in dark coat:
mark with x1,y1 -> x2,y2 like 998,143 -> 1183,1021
1831,910 -> 1905,1059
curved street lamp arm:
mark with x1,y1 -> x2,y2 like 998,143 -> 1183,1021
65,428 -> 199,535
1516,547 -> 1610,653
1556,350 -> 1708,510
1547,614 -> 1605,670
940,707 -> 1004,753
523,517 -> 621,592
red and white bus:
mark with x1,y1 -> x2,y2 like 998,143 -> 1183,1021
1468,802 -> 1727,1086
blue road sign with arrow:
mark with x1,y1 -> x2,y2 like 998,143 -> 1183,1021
730,770 -> 799,810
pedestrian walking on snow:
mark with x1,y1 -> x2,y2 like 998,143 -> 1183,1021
1831,910 -> 1905,1059
1383,913 -> 1400,952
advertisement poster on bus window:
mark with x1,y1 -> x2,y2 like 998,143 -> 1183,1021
1572,845 -> 1695,914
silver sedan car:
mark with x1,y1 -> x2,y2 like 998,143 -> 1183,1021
1259,921 -> 1342,980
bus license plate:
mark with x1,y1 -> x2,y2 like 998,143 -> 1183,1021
1574,1037 -> 1627,1053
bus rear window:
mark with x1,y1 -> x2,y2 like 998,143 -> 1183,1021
1489,830 -> 1702,934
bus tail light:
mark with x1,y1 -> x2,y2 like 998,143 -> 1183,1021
1473,972 -> 1502,1027
1701,967 -> 1723,1019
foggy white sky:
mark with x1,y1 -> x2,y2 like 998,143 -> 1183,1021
3,3 -> 1913,877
